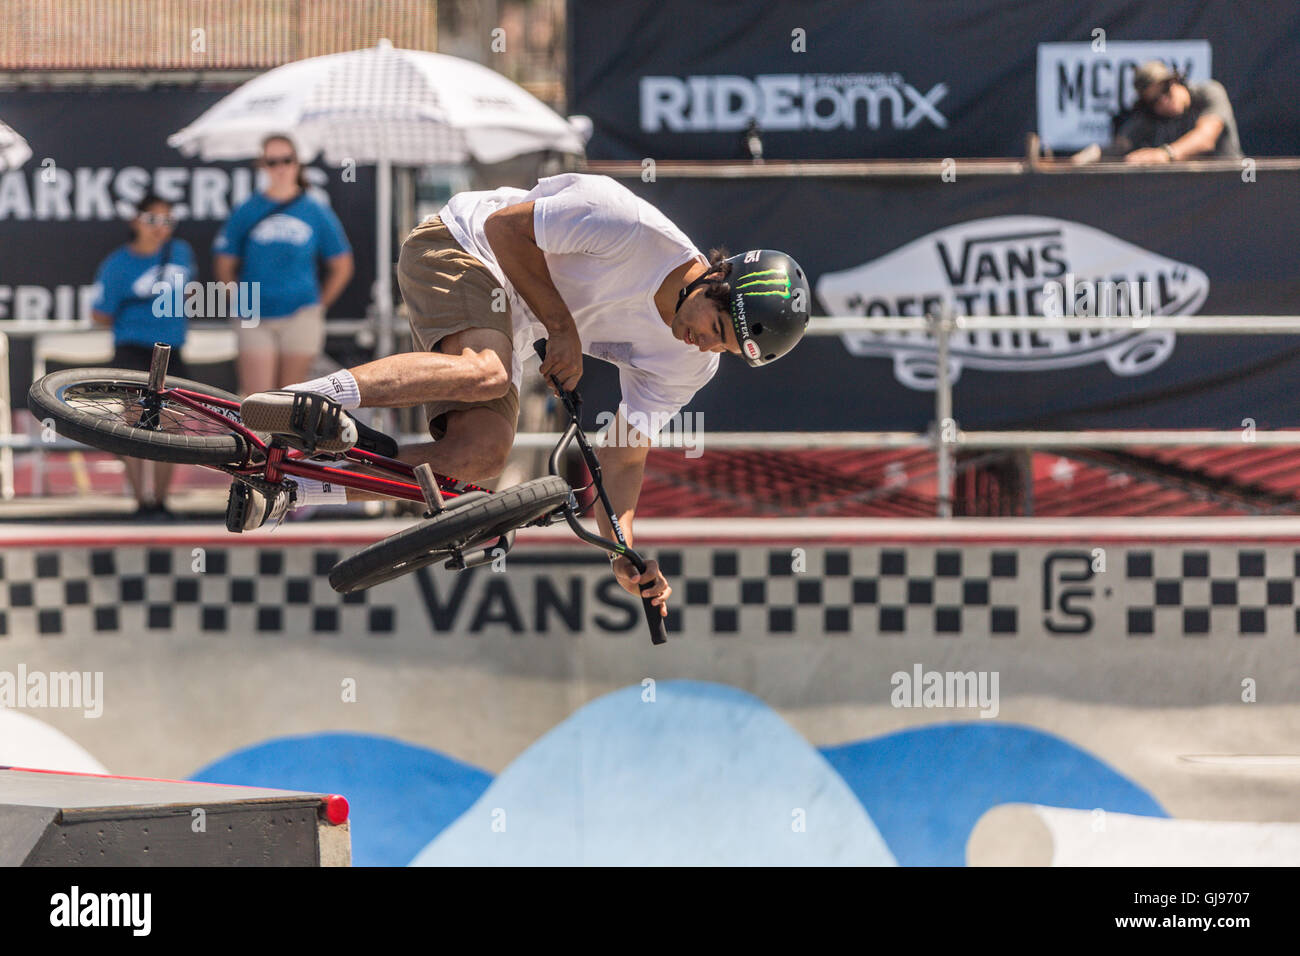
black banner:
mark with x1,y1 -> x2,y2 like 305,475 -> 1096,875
568,0 -> 1300,160
574,167 -> 1300,431
0,86 -> 377,398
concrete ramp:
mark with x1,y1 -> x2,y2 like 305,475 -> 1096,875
968,804 -> 1300,866
0,767 -> 350,866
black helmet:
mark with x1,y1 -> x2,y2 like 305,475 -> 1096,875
677,250 -> 811,367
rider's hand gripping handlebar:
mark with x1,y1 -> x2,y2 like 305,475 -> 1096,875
534,339 -> 667,646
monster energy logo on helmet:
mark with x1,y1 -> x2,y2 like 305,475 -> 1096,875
726,251 -> 811,368
736,268 -> 793,298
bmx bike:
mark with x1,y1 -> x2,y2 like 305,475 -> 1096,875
29,340 -> 668,644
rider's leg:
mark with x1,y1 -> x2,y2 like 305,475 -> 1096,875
237,216 -> 518,517
346,345 -> 508,408
333,327 -> 518,501
337,406 -> 517,503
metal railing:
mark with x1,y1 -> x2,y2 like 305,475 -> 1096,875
8,313 -> 1300,516
820,311 -> 1300,516
462,312 -> 1300,518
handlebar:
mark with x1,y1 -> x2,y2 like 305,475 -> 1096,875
535,338 -> 667,646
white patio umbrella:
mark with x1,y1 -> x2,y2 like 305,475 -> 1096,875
168,39 -> 586,356
0,118 -> 32,170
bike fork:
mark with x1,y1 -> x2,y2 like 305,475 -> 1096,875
138,342 -> 173,430
412,462 -> 514,571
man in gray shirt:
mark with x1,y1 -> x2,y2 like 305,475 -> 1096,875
1114,61 -> 1242,163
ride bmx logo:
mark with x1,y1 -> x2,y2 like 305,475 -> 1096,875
817,215 -> 1209,390
640,73 -> 949,133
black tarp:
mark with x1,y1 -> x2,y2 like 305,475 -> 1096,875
569,0 -> 1300,159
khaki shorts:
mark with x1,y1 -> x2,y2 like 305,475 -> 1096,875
233,302 -> 326,356
397,215 -> 519,440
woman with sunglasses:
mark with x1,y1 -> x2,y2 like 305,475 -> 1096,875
91,192 -> 197,517
213,134 -> 354,397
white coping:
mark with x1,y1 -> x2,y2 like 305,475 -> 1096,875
7,516 -> 1300,546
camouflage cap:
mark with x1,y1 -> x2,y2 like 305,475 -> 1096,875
1133,60 -> 1178,94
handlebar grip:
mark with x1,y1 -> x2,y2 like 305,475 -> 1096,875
640,586 -> 668,645
625,549 -> 667,645
533,337 -> 580,409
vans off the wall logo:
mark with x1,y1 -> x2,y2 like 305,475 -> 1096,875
640,74 -> 948,133
817,215 -> 1208,390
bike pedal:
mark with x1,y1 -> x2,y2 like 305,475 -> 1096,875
241,390 -> 355,454
287,391 -> 344,452
225,482 -> 251,533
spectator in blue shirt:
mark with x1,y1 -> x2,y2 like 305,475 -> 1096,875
91,192 -> 197,517
213,134 -> 354,396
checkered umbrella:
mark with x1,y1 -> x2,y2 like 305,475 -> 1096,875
0,118 -> 32,170
168,39 -> 586,355
167,39 -> 584,166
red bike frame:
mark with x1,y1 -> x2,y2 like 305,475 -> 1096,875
116,338 -> 666,644
158,387 -> 492,502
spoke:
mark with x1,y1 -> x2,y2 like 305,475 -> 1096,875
61,383 -> 234,437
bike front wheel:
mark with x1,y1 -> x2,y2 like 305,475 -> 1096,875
328,475 -> 573,593
29,368 -> 247,465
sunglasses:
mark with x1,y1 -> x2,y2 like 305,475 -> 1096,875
1141,79 -> 1175,106
138,213 -> 175,226
262,155 -> 298,167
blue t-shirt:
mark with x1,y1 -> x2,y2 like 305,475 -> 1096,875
214,192 -> 351,319
92,240 -> 196,347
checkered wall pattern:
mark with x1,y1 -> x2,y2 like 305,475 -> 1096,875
2,543 -> 1298,638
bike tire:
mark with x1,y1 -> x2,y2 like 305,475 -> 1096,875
29,367 -> 247,465
329,475 -> 573,593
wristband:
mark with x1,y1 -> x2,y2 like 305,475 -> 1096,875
1162,144 -> 1176,161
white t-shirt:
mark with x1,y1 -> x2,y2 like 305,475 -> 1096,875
435,173 -> 718,433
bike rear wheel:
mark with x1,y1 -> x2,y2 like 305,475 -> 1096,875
29,367 -> 247,464
329,475 -> 572,593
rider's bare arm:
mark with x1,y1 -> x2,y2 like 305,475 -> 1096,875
483,202 -> 584,392
593,414 -> 671,613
